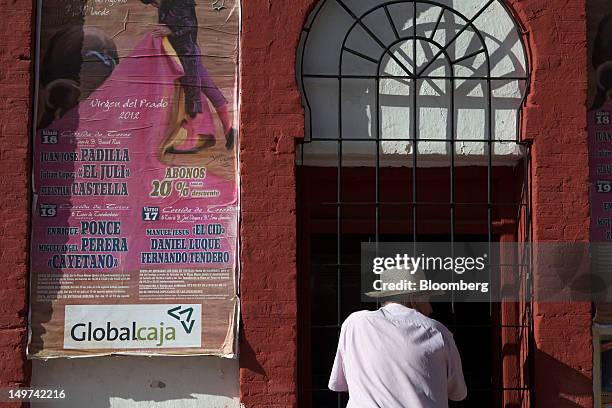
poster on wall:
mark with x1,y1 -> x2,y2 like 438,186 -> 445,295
588,1 -> 612,323
589,1 -> 612,244
28,0 -> 240,358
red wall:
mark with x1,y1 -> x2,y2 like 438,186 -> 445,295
0,0 -> 593,407
507,0 -> 594,407
239,0 -> 593,407
0,0 -> 33,401
239,1 -> 314,405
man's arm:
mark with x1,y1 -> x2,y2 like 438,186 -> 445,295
446,333 -> 468,401
328,323 -> 348,392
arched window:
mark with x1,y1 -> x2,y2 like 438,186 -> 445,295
298,0 -> 529,161
296,1 -> 532,407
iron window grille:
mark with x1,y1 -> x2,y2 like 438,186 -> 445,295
296,1 -> 534,407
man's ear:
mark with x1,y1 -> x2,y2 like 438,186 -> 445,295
44,79 -> 81,114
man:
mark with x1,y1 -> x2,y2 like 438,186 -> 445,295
329,267 -> 467,407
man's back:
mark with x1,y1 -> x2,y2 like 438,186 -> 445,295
329,303 -> 467,408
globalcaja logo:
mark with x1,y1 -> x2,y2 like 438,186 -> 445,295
167,305 -> 195,334
63,304 -> 202,349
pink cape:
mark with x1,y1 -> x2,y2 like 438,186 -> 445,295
32,34 -> 237,273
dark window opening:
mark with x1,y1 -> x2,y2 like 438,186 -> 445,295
297,166 -> 534,408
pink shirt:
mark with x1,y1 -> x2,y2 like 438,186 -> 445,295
329,303 -> 467,408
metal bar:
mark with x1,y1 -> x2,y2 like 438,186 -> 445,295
336,33 -> 343,408
303,74 -> 528,80
310,262 -> 531,268
430,6 -> 445,40
376,34 -> 454,82
527,148 -> 535,407
487,92 -> 494,315
310,387 -> 532,392
412,21 -> 418,244
384,5 -> 400,41
417,0 -> 496,77
299,0 -> 329,142
313,201 -> 529,207
343,46 -> 379,64
312,324 -> 532,329
335,0 -> 415,78
450,74 -> 456,313
424,77 -> 446,95
448,14 -> 458,325
452,48 -> 486,65
307,137 -> 529,143
376,74 -> 381,245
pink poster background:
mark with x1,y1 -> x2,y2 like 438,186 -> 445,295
589,102 -> 612,242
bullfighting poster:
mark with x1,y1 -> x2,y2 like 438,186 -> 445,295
28,0 -> 240,358
589,0 -> 612,243
589,1 -> 612,324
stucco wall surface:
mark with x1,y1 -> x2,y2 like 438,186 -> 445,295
30,357 -> 240,408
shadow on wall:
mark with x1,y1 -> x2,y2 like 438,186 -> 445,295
533,349 -> 592,408
30,356 -> 240,408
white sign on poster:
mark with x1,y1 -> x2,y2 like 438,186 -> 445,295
63,304 -> 202,349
